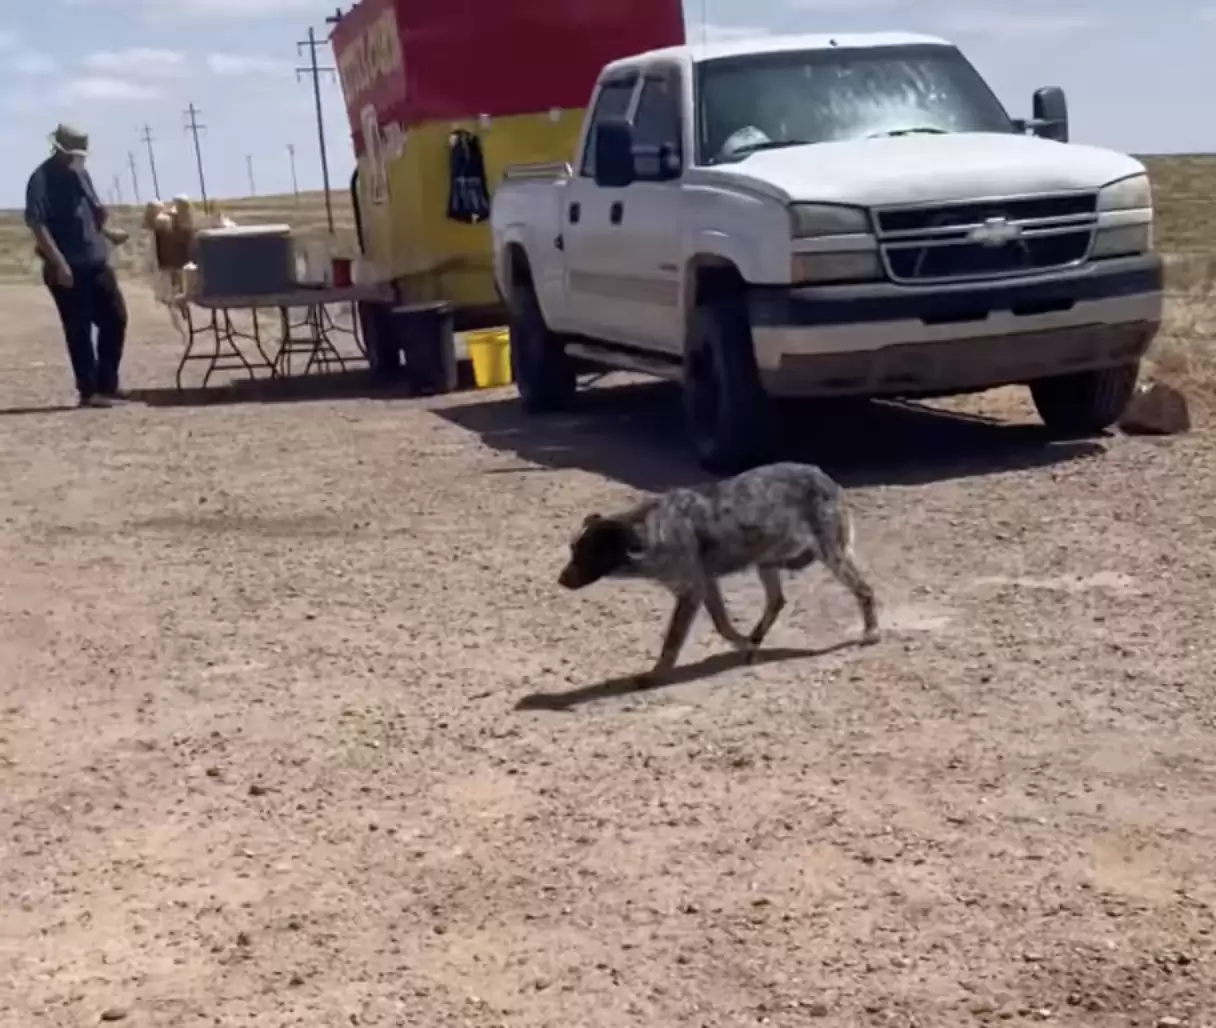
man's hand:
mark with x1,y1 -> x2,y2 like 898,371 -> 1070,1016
51,259 -> 73,288
104,227 -> 129,246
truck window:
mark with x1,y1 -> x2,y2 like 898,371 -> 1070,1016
579,75 -> 638,176
632,73 -> 683,176
695,43 -> 1013,164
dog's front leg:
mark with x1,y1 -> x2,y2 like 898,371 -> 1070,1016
636,592 -> 701,686
701,577 -> 755,652
744,566 -> 787,655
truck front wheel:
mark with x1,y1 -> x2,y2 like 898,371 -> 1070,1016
1028,362 -> 1141,436
508,282 -> 577,413
684,299 -> 774,474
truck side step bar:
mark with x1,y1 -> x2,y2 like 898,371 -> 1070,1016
566,342 -> 684,382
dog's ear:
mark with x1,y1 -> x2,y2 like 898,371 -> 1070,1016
582,513 -> 603,529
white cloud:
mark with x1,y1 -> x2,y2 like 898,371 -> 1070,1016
206,52 -> 292,76
64,0 -> 321,17
936,11 -> 1100,40
84,47 -> 186,77
699,23 -> 775,42
55,76 -> 163,103
14,52 -> 56,75
785,0 -> 896,8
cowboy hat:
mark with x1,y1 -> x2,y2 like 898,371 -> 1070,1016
48,123 -> 89,157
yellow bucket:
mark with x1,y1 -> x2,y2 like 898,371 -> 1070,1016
465,328 -> 513,389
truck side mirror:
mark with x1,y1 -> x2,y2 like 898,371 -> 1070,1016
593,118 -> 635,188
1030,86 -> 1069,143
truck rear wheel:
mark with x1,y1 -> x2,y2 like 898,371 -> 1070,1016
684,298 -> 774,474
1029,362 -> 1141,436
508,282 -> 577,413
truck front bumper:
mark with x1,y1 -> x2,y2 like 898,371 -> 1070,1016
746,254 -> 1164,398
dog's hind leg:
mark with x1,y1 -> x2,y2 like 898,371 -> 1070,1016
821,547 -> 879,644
744,566 -> 786,654
638,592 -> 701,685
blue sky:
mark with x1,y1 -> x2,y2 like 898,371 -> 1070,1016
0,0 -> 1209,208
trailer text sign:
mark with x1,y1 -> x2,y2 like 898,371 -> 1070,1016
332,0 -> 407,137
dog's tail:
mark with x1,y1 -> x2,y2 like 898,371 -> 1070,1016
802,465 -> 857,558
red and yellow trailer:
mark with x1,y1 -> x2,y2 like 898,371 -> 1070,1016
329,0 -> 685,331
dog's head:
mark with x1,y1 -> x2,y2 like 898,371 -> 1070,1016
558,513 -> 642,589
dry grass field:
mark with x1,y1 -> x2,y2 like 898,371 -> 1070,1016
3,157 -> 1216,1027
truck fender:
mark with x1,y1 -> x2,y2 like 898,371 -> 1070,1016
493,227 -> 531,301
495,234 -> 541,311
682,236 -> 762,331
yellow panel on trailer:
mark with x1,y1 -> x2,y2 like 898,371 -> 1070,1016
354,110 -> 583,317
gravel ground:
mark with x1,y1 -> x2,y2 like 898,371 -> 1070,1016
2,282 -> 1214,1028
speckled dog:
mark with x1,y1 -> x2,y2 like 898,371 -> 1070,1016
558,462 -> 879,684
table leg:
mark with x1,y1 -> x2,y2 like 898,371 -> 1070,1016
175,305 -> 202,390
250,312 -> 276,377
303,305 -> 343,375
203,311 -> 259,388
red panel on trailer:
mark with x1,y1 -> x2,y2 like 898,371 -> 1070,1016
332,0 -> 685,138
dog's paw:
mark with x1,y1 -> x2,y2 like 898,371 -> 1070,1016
860,627 -> 881,646
632,671 -> 661,689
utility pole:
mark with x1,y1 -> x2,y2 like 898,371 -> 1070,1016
287,143 -> 300,202
183,102 -> 209,212
297,23 -> 337,233
246,154 -> 256,196
112,173 -> 124,206
127,151 -> 140,204
140,124 -> 161,200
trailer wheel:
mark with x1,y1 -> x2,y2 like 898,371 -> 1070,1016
508,281 -> 577,413
683,298 -> 774,473
1029,361 -> 1141,436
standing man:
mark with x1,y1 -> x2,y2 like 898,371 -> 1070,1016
25,123 -> 131,408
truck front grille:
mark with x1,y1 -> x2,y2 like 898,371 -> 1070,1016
873,192 -> 1098,284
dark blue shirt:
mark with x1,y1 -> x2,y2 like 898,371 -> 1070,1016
24,158 -> 109,269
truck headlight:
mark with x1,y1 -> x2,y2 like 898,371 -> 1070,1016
789,203 -> 871,238
1090,222 -> 1153,258
1097,173 -> 1151,212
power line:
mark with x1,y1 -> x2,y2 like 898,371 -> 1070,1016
182,102 -> 209,211
140,124 -> 161,200
287,143 -> 300,202
127,151 -> 141,205
246,154 -> 256,196
297,23 -> 337,234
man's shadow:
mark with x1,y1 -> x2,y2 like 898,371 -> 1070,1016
514,639 -> 857,711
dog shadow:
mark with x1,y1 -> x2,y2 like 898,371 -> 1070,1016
514,639 -> 856,711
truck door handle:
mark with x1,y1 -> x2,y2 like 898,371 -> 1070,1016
554,234 -> 564,250
610,202 -> 623,225
568,202 -> 580,224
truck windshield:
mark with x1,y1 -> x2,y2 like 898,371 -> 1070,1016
696,43 -> 1014,164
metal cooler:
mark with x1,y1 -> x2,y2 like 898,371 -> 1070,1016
194,224 -> 295,301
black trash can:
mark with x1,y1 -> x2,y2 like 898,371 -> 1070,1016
395,301 -> 457,395
359,300 -> 406,384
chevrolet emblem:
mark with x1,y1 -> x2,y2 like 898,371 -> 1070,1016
968,216 -> 1021,247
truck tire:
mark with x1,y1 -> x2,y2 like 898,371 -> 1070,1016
508,281 -> 577,413
1029,362 -> 1141,436
683,298 -> 774,474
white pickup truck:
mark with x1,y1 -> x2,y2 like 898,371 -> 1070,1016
491,32 -> 1163,472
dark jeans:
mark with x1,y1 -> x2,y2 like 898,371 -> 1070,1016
43,262 -> 128,398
